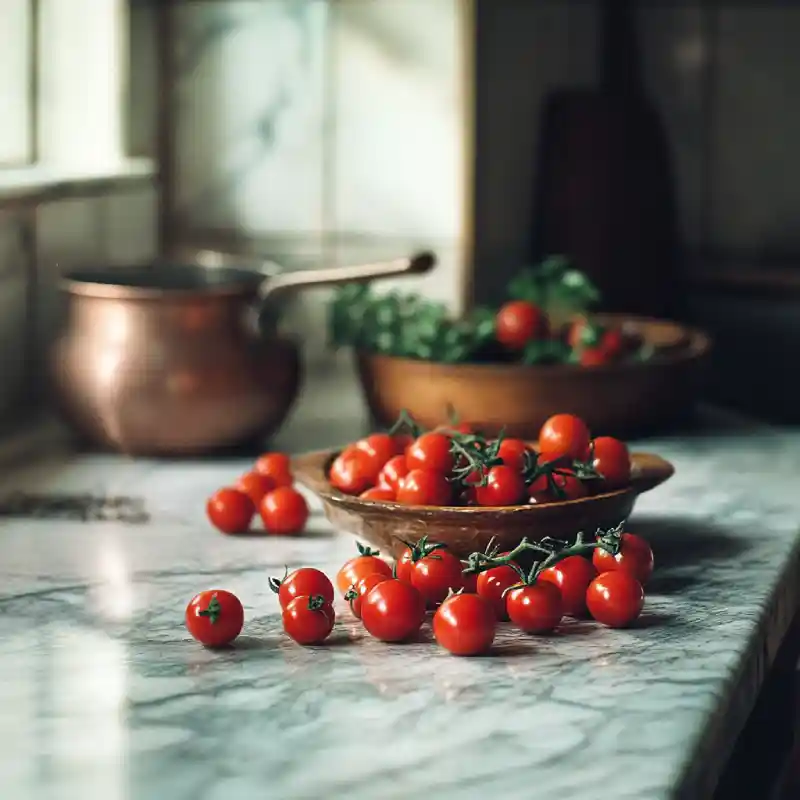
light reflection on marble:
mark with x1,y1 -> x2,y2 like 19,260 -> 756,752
1,384 -> 800,798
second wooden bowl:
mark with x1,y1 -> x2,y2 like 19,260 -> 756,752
293,448 -> 674,560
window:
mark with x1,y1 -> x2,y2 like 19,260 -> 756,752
0,0 -> 154,201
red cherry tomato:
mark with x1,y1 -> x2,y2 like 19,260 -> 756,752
259,487 -> 309,534
406,432 -> 454,474
527,470 -> 588,503
359,486 -> 396,501
476,563 -> 519,620
591,436 -> 631,490
396,468 -> 452,506
539,555 -> 597,617
329,447 -> 374,495
185,589 -> 244,647
254,452 -> 293,487
336,543 -> 393,596
206,488 -> 254,534
361,580 -> 426,642
270,567 -> 334,610
579,347 -> 612,367
475,465 -> 526,506
408,548 -> 465,607
586,571 -> 644,628
592,533 -> 654,585
236,472 -> 276,506
346,573 -> 391,619
497,438 -> 529,471
377,455 -> 409,493
282,595 -> 335,644
433,593 -> 496,656
355,433 -> 397,480
538,414 -> 591,462
495,300 -> 547,349
396,547 -> 415,583
600,328 -> 625,359
506,582 -> 563,633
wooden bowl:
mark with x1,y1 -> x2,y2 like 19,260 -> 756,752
293,449 -> 674,560
355,315 -> 711,438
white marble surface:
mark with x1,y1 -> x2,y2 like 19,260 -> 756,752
1,375 -> 800,800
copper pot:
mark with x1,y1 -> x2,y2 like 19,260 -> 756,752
51,252 -> 435,456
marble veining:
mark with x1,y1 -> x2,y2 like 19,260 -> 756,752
1,383 -> 800,799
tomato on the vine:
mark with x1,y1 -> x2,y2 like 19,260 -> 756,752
495,300 -> 547,349
506,582 -> 563,633
497,438 -> 529,471
206,488 -> 254,534
539,555 -> 597,617
185,589 -> 244,647
433,593 -> 496,656
528,470 -> 588,504
236,472 -> 276,506
474,465 -> 525,506
406,432 -> 454,474
270,567 -> 334,610
346,573 -> 391,619
259,486 -> 309,534
329,447 -> 374,495
361,580 -> 425,642
538,414 -> 591,462
591,436 -> 631,490
377,455 -> 409,493
586,571 -> 644,628
360,486 -> 396,502
396,468 -> 452,506
336,542 -> 393,596
355,433 -> 398,480
408,547 -> 465,607
592,533 -> 653,585
282,595 -> 335,644
476,562 -> 519,620
254,452 -> 293,487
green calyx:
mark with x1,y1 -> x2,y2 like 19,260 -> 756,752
401,535 -> 446,564
307,595 -> 328,612
355,541 -> 380,558
198,594 -> 222,624
268,566 -> 289,595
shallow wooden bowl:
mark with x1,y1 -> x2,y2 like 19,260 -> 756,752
355,315 -> 711,439
293,449 -> 674,560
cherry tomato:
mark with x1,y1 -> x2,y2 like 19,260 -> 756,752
355,433 -> 397,480
475,465 -> 525,506
236,472 -> 276,505
396,547 -> 415,583
406,432 -> 454,474
591,436 -> 631,490
495,300 -> 547,349
254,452 -> 293,487
206,488 -> 254,534
270,567 -> 334,610
586,571 -> 644,628
476,563 -> 519,620
528,470 -> 588,503
259,486 -> 309,534
409,547 -> 465,607
361,579 -> 426,642
600,328 -> 624,360
539,555 -> 597,617
538,414 -> 591,462
346,573 -> 391,619
396,468 -> 452,506
282,595 -> 335,644
185,589 -> 244,647
497,438 -> 529,471
336,542 -> 393,596
579,347 -> 612,367
377,455 -> 409,493
360,486 -> 396,501
328,447 -> 374,495
592,532 -> 654,585
506,582 -> 563,633
433,593 -> 496,656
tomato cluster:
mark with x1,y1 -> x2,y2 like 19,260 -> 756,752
496,302 -> 632,367
206,451 -> 310,536
185,526 -> 653,654
327,413 -> 631,507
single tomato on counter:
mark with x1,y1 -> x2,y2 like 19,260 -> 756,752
396,541 -> 464,607
539,555 -> 597,618
506,582 -> 563,634
433,593 -> 496,656
254,452 -> 293,487
586,571 -> 644,628
361,580 -> 426,642
206,488 -> 254,535
336,542 -> 393,596
282,595 -> 335,645
592,532 -> 654,585
236,472 -> 276,506
345,573 -> 391,619
270,567 -> 334,610
259,486 -> 309,535
185,589 -> 244,647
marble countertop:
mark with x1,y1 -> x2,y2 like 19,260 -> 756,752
1,369 -> 800,800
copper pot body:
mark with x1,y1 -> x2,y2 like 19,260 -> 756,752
51,253 -> 434,456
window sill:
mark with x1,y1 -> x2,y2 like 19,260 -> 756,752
0,158 -> 157,208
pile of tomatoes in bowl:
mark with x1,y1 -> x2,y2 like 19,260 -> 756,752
185,521 -> 654,657
327,411 -> 631,508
